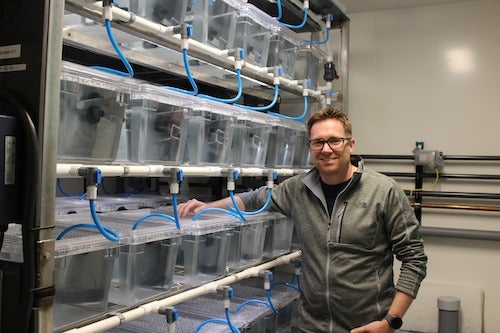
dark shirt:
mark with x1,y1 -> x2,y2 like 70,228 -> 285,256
320,178 -> 351,217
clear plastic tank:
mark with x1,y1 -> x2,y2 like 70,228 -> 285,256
116,85 -> 194,164
183,99 -> 236,165
185,0 -> 241,50
293,129 -> 313,168
294,44 -> 327,91
265,117 -> 307,168
99,209 -> 182,305
263,214 -> 294,258
267,26 -> 303,80
233,3 -> 279,67
230,109 -> 278,167
58,61 -> 137,162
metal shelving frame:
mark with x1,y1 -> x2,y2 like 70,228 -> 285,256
0,0 -> 348,332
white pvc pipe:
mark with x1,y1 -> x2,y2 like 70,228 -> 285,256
62,250 -> 301,333
56,164 -> 308,178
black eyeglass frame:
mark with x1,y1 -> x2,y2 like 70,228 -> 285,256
308,137 -> 352,151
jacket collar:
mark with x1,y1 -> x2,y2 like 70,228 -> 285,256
302,155 -> 364,196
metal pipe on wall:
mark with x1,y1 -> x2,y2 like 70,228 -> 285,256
360,154 -> 500,161
417,202 -> 500,212
420,226 -> 500,242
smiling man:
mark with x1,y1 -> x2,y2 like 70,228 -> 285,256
178,107 -> 427,333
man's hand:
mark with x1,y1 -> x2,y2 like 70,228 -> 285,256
350,320 -> 394,333
177,198 -> 208,217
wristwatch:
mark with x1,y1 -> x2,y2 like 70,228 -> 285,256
384,313 -> 403,329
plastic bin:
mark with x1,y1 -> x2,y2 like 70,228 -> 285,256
294,44 -> 327,91
177,216 -> 235,286
1,221 -> 120,330
226,212 -> 275,271
267,26 -> 303,80
233,3 -> 279,67
293,129 -> 313,168
58,61 -> 137,162
155,206 -> 238,285
230,109 -> 277,167
185,0 -> 241,50
183,99 -> 237,166
265,117 -> 307,168
120,0 -> 187,26
116,85 -> 194,164
263,214 -> 294,258
99,209 -> 183,305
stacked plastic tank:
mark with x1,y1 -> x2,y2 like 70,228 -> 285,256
57,60 -> 309,167
98,209 -> 183,306
44,198 -> 294,329
233,3 -> 279,68
0,222 -> 121,330
63,0 -> 327,96
230,109 -> 277,167
185,0 -> 241,50
116,85 -> 195,164
57,61 -> 138,163
181,99 -> 237,165
265,116 -> 306,168
104,275 -> 299,333
294,43 -> 328,91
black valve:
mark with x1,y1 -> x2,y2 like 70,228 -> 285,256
324,61 -> 338,82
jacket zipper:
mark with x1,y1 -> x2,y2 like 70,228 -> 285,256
325,178 -> 354,332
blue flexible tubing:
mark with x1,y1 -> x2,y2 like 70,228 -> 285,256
91,19 -> 134,78
195,318 -> 240,333
225,308 -> 239,333
198,69 -> 243,103
235,299 -> 273,313
132,213 -> 179,230
269,94 -> 308,122
56,223 -> 120,241
266,290 -> 279,314
171,193 -> 181,229
234,84 -> 279,111
275,0 -> 283,20
290,268 -> 302,290
56,199 -> 120,242
280,8 -> 308,29
304,27 -> 330,45
192,207 -> 244,221
228,188 -> 272,216
167,48 -> 199,95
270,281 -> 300,293
228,190 -> 246,222
90,199 -> 120,241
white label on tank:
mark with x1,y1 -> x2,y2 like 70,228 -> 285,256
0,44 -> 21,59
5,136 -> 15,185
0,63 -> 26,73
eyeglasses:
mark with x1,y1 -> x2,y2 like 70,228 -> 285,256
308,137 -> 352,151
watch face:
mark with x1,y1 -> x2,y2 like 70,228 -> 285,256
385,314 -> 403,329
390,316 -> 403,329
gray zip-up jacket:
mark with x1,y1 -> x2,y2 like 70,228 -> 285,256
239,160 -> 427,332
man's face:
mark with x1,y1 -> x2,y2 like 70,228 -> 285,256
309,118 -> 355,179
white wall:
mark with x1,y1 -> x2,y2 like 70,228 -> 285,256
348,1 -> 500,332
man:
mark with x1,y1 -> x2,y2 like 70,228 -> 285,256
178,107 -> 427,332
